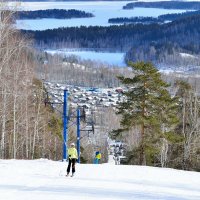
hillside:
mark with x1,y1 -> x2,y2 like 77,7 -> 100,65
123,1 -> 200,10
24,13 -> 200,53
0,159 -> 200,200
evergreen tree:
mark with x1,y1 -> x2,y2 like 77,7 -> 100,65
113,62 -> 179,165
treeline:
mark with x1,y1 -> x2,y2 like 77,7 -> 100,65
159,10 -> 200,21
13,9 -> 94,19
125,42 -> 200,70
108,16 -> 163,24
36,53 -> 125,88
123,1 -> 200,10
109,10 -> 200,24
23,24 -> 145,51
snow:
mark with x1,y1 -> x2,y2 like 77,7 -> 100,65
0,159 -> 200,200
179,53 -> 197,59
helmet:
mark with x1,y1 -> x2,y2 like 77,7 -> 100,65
71,143 -> 75,146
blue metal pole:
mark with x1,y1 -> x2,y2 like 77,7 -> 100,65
63,90 -> 68,161
77,108 -> 81,163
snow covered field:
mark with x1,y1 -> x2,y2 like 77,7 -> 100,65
0,159 -> 200,200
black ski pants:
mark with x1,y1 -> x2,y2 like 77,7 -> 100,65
67,158 -> 76,174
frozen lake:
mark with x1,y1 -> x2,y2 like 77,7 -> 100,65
14,1 -> 188,30
46,49 -> 126,67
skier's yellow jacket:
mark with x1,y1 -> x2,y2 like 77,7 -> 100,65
96,153 -> 101,160
68,147 -> 78,159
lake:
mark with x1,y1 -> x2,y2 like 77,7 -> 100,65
14,1 -> 188,30
46,49 -> 126,67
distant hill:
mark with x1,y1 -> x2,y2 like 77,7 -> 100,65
108,10 -> 200,24
23,13 -> 200,51
123,1 -> 200,10
22,13 -> 200,67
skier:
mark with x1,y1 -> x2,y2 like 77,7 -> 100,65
66,143 -> 78,177
94,151 -> 101,164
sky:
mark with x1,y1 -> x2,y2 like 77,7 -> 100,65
0,159 -> 200,200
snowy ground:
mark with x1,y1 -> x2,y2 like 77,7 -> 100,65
0,159 -> 200,200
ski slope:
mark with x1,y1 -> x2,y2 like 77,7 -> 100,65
0,159 -> 200,200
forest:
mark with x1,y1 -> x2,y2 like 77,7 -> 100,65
13,9 -> 94,19
158,10 -> 200,21
108,10 -> 200,24
123,1 -> 200,10
108,16 -> 164,24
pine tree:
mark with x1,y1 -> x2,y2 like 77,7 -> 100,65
113,62 -> 179,165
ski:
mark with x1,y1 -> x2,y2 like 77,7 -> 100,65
65,173 -> 74,177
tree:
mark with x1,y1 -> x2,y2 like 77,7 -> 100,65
174,80 -> 200,170
113,61 -> 179,165
0,5 -> 63,160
